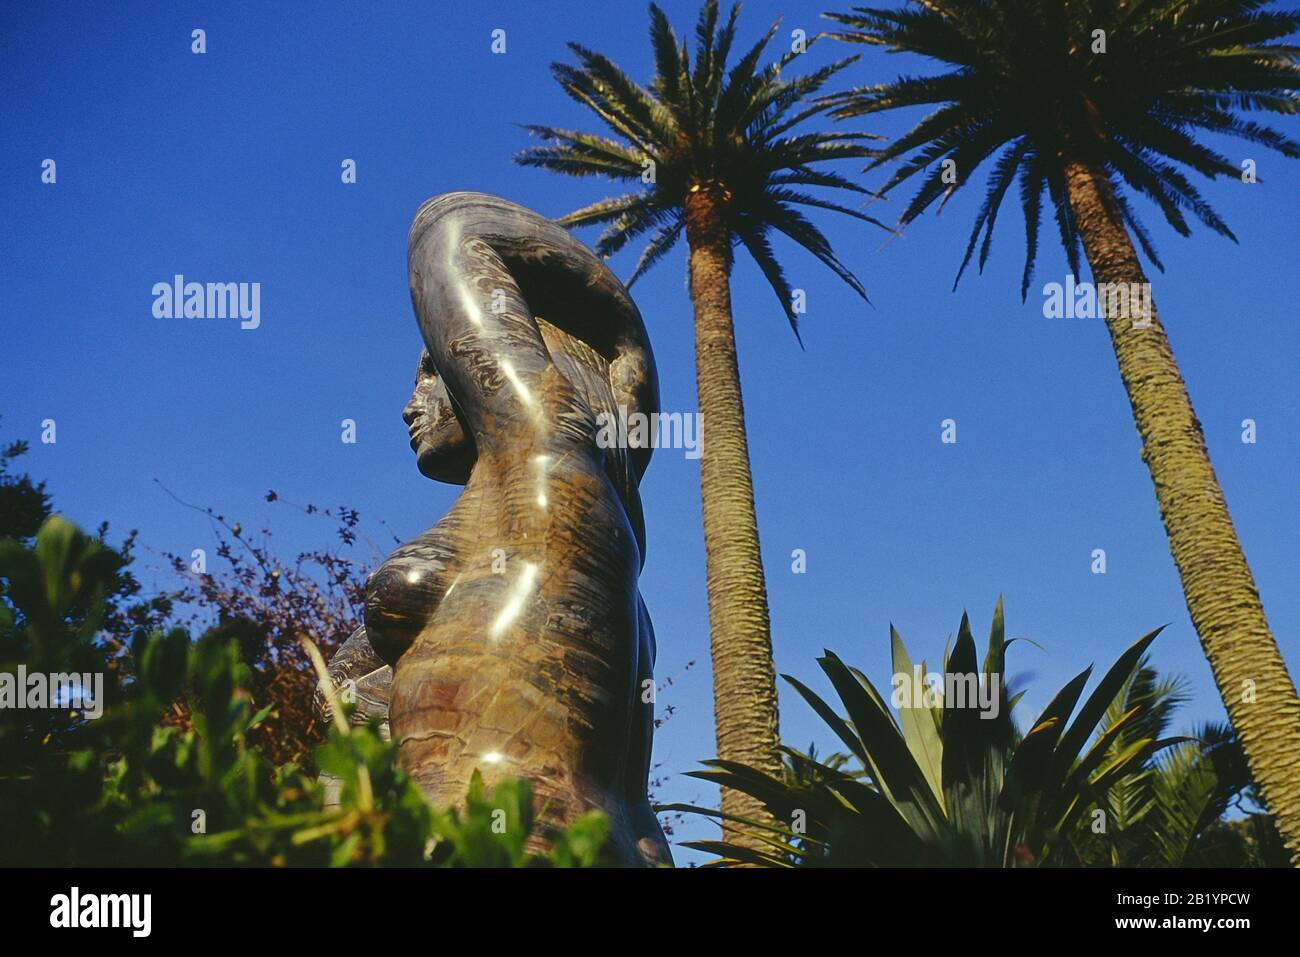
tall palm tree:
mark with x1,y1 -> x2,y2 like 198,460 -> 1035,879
517,0 -> 882,839
822,0 -> 1300,860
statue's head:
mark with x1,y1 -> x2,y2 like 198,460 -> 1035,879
402,348 -> 473,485
405,191 -> 661,557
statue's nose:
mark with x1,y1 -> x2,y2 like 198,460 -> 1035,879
402,399 -> 419,426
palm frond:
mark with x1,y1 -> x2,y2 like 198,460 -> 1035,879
822,0 -> 1300,294
517,0 -> 882,336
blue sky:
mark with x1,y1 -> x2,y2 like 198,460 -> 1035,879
3,1 -> 1297,861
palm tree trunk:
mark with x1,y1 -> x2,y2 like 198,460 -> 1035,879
1062,151 -> 1300,863
683,183 -> 783,847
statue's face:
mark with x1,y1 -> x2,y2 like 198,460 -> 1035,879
403,350 -> 473,484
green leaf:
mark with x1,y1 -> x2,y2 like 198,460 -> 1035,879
891,625 -> 944,805
1050,627 -> 1166,786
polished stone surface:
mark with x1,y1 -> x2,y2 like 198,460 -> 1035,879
319,192 -> 669,866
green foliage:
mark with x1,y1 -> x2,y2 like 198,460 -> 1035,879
1059,661 -> 1286,866
0,516 -> 608,867
668,599 -> 1192,866
0,425 -> 174,677
517,0 -> 884,339
822,0 -> 1300,295
424,772 -> 613,868
0,433 -> 52,542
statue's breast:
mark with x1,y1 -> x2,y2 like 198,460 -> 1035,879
363,523 -> 459,667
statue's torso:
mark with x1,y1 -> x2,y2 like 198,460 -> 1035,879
384,450 -> 655,857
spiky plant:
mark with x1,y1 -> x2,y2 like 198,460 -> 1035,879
665,600 -> 1181,866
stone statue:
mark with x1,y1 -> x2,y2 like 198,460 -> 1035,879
318,192 -> 671,867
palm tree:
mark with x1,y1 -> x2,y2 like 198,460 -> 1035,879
822,0 -> 1300,860
516,0 -> 883,840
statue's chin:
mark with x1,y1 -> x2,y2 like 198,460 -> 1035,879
416,445 -> 472,486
